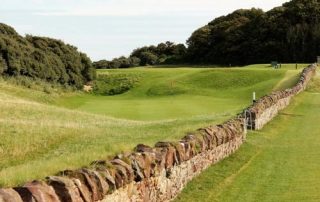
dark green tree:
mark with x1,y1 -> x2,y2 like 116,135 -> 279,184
139,51 -> 158,65
0,23 -> 96,88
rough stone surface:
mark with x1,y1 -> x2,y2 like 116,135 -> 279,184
46,176 -> 84,202
0,188 -> 23,202
245,64 -> 317,130
23,181 -> 61,202
100,137 -> 244,202
13,187 -> 37,202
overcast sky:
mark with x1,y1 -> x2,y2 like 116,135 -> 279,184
0,0 -> 289,61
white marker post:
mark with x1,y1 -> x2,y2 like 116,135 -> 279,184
253,92 -> 256,103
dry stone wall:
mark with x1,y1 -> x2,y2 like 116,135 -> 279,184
0,64 -> 317,202
244,64 -> 317,130
0,118 -> 246,202
101,136 -> 244,202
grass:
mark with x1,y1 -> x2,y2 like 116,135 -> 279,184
175,70 -> 320,202
56,64 -> 305,120
0,64 -> 303,187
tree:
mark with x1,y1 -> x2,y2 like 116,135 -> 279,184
139,51 -> 158,65
129,56 -> 141,67
93,60 -> 110,69
185,0 -> 320,65
110,59 -> 121,69
186,25 -> 211,63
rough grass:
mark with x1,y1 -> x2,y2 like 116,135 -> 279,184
175,70 -> 320,202
0,64 -> 302,187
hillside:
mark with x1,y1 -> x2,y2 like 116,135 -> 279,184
0,64 -> 302,187
175,70 -> 320,201
0,23 -> 95,88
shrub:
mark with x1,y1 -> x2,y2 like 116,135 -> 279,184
0,23 -> 96,88
93,73 -> 140,96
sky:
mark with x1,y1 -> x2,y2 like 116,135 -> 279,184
0,0 -> 290,61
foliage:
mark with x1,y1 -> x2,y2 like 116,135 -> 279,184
94,0 -> 320,67
0,23 -> 96,88
130,41 -> 187,65
138,51 -> 159,65
93,41 -> 187,69
186,0 -> 320,65
93,73 -> 140,95
93,56 -> 141,69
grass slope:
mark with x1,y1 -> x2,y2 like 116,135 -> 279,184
0,64 -> 302,187
175,70 -> 320,202
57,64 -> 305,120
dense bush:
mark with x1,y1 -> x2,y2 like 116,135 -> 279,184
93,73 -> 140,95
0,23 -> 96,88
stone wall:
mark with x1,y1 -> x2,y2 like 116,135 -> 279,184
244,64 -> 317,130
0,118 -> 246,202
0,64 -> 316,202
101,136 -> 244,202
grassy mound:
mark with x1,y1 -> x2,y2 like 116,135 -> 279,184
181,69 -> 281,89
146,83 -> 187,96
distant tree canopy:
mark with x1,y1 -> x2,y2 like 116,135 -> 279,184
94,0 -> 320,67
0,23 -> 96,88
93,41 -> 187,69
93,56 -> 141,69
186,0 -> 320,65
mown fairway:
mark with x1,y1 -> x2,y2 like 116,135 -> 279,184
0,64 -> 303,187
175,70 -> 320,202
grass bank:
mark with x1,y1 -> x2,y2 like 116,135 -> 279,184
175,70 -> 320,202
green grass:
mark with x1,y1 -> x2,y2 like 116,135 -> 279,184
56,64 -> 304,120
0,64 -> 303,187
175,70 -> 320,202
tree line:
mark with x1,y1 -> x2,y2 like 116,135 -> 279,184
0,23 -> 96,88
95,0 -> 320,68
1,0 -> 319,86
93,41 -> 187,69
186,0 -> 320,65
